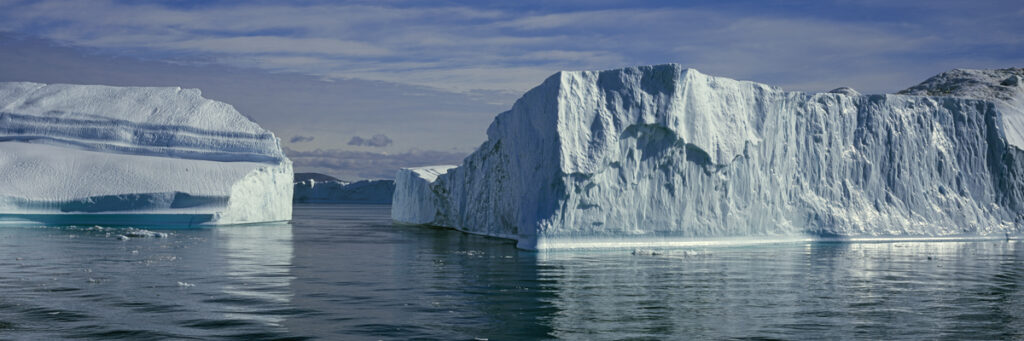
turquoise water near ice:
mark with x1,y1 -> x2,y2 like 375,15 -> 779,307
0,204 -> 1022,339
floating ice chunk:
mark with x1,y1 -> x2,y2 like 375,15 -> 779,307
0,82 -> 293,226
631,249 -> 662,256
395,64 -> 1024,250
121,228 -> 170,238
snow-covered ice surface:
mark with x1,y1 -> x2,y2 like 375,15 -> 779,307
899,68 -> 1024,148
0,82 -> 293,226
393,64 -> 1024,250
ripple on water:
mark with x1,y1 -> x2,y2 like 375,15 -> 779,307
0,206 -> 1021,340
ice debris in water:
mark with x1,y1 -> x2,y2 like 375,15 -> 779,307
632,249 -> 663,256
632,249 -> 711,257
122,228 -> 169,238
108,227 -> 170,240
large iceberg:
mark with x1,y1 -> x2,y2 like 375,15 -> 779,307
0,82 -> 293,226
393,64 -> 1024,250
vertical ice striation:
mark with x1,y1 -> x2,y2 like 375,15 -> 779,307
393,64 -> 1024,250
393,166 -> 457,225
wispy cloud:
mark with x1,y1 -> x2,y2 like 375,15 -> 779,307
1,0 -> 1021,179
2,1 -> 1018,93
166,36 -> 391,56
0,35 -> 502,169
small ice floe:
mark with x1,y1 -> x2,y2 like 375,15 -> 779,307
632,248 -> 711,258
453,250 -> 485,257
177,281 -> 195,288
680,250 -> 712,258
632,249 -> 662,256
122,229 -> 153,238
113,228 -> 170,239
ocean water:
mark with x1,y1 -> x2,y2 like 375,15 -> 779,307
0,204 -> 1021,340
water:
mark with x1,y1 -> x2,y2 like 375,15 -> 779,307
0,204 -> 1022,340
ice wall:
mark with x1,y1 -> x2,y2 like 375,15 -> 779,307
393,166 -> 456,225
393,64 -> 1024,250
0,82 -> 292,226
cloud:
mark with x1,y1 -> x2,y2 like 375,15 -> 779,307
289,135 -> 315,143
165,36 -> 392,57
348,134 -> 393,147
0,1 -> 1019,94
1,0 -> 1022,174
284,147 -> 466,179
0,34 -> 505,163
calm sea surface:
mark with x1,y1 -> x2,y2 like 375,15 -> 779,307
0,204 -> 1022,340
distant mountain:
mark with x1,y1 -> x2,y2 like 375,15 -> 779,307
294,173 -> 394,204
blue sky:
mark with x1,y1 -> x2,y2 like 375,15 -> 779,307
0,0 -> 1021,179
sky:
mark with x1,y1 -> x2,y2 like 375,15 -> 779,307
0,0 -> 1021,179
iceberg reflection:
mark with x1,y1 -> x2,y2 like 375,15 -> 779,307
213,223 -> 296,327
535,241 -> 1024,339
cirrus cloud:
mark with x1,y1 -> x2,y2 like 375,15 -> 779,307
0,0 -> 1019,94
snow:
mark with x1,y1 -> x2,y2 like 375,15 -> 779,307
899,68 -> 1024,148
0,82 -> 292,226
393,64 -> 1024,250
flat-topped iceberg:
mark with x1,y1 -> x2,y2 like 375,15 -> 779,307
0,82 -> 293,226
394,64 -> 1024,250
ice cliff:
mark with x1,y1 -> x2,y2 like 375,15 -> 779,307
393,64 -> 1024,250
0,82 -> 293,226
293,173 -> 394,204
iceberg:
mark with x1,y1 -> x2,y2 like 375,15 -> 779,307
393,64 -> 1024,250
0,82 -> 293,226
293,173 -> 395,204
392,166 -> 456,225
